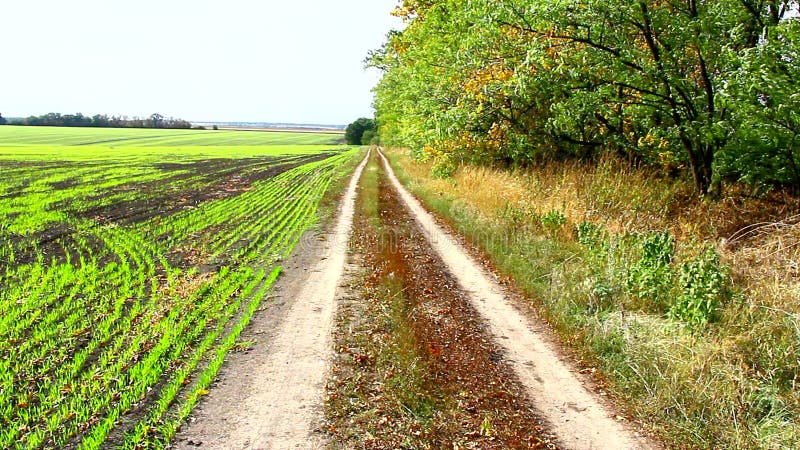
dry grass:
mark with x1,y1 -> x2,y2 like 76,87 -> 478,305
398,150 -> 797,239
385,148 -> 800,449
392,148 -> 800,303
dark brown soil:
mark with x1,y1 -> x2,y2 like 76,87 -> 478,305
78,154 -> 330,226
326,162 -> 555,448
5,154 -> 332,269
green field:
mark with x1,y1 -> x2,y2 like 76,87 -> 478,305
0,125 -> 343,147
0,127 -> 357,448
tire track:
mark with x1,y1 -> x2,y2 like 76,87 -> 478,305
377,149 -> 657,450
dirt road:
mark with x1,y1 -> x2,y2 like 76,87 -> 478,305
326,155 -> 554,447
175,148 -> 656,449
377,150 -> 656,450
174,152 -> 369,449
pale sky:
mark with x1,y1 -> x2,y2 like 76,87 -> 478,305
0,1 -> 401,125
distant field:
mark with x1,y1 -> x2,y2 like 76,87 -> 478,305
0,125 -> 343,147
0,127 -> 357,448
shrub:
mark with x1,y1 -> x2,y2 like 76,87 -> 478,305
669,249 -> 729,327
626,231 -> 675,308
431,153 -> 458,178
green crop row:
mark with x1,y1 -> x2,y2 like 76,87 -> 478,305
0,140 -> 359,448
0,126 -> 341,147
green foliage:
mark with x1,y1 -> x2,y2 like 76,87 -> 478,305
361,129 -> 377,145
0,113 -> 6,125
576,221 -> 607,251
722,19 -> 800,192
540,209 -> 566,230
430,151 -> 458,178
345,117 -> 377,145
371,0 -> 799,195
669,249 -> 729,328
626,231 -> 675,306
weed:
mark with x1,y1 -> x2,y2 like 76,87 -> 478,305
626,231 -> 676,310
576,221 -> 606,250
669,249 -> 729,327
540,209 -> 567,231
479,416 -> 493,437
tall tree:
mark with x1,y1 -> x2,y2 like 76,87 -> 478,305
723,18 -> 800,192
371,0 -> 798,195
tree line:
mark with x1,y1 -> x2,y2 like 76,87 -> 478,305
370,0 -> 800,195
2,112 -> 193,129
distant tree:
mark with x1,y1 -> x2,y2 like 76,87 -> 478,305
212,125 -> 219,130
91,114 -> 110,127
62,113 -> 91,127
11,112 -> 192,129
0,113 -> 6,125
345,117 -> 377,145
148,113 -> 164,128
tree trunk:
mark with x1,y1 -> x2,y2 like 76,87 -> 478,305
682,136 -> 713,196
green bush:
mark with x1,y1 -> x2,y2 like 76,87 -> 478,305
669,249 -> 729,327
626,231 -> 675,308
431,153 -> 458,178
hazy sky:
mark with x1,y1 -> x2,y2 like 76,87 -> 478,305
0,0 -> 401,124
